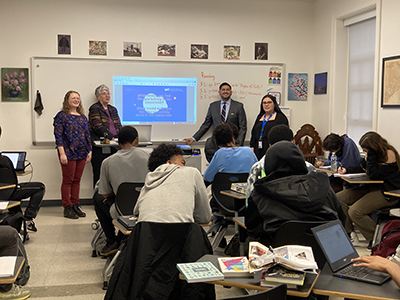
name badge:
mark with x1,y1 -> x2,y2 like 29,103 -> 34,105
258,140 -> 263,149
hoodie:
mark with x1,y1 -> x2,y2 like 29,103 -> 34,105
246,141 -> 345,245
133,164 -> 211,224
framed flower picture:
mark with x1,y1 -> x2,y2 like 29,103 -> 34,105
1,68 -> 29,102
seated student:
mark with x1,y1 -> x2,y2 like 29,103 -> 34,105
352,255 -> 400,288
317,133 -> 360,192
204,122 -> 239,163
337,131 -> 400,250
94,126 -> 149,256
246,124 -> 316,201
0,226 -> 31,300
133,143 -> 211,224
0,126 -> 45,232
204,123 -> 258,183
246,141 -> 345,246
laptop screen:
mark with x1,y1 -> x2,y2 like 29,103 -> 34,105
1,151 -> 26,171
312,220 -> 359,272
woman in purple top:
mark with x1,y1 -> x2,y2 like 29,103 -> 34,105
53,90 -> 92,219
88,84 -> 122,187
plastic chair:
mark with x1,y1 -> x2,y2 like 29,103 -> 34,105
219,283 -> 287,300
0,168 -> 17,200
208,172 -> 249,251
102,182 -> 144,290
271,220 -> 328,270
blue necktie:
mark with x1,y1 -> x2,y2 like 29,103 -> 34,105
221,103 -> 226,123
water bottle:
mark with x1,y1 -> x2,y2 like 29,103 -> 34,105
331,152 -> 337,172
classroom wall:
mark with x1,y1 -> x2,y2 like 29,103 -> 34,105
0,0 -> 316,200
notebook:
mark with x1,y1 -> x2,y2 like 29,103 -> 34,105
1,151 -> 27,173
312,220 -> 391,285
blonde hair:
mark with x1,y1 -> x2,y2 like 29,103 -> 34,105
62,90 -> 84,115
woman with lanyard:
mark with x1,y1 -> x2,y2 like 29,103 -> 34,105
250,94 -> 288,160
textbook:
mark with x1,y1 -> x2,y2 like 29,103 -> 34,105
249,244 -> 318,273
248,242 -> 270,273
230,182 -> 247,194
217,256 -> 252,277
177,262 -> 224,283
117,215 -> 137,229
260,264 -> 305,286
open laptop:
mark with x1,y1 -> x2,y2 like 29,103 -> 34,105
1,151 -> 27,174
312,220 -> 391,285
135,125 -> 152,147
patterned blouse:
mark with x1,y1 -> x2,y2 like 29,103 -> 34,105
53,111 -> 92,160
88,102 -> 122,140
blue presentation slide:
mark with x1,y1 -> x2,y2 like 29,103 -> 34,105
122,85 -> 187,123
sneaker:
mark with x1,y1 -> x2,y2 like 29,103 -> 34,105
72,204 -> 86,218
26,221 -> 37,232
0,283 -> 31,300
64,205 -> 79,219
350,231 -> 359,245
100,241 -> 119,256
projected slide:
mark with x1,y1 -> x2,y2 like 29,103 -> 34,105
113,77 -> 197,124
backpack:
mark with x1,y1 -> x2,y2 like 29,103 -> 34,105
91,224 -> 107,257
0,211 -> 28,243
373,219 -> 400,257
15,236 -> 30,285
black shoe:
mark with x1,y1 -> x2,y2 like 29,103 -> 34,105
72,204 -> 86,217
100,241 -> 119,256
26,220 -> 37,232
64,205 -> 79,219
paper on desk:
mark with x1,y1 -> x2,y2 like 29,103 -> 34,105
0,256 -> 16,277
333,173 -> 366,178
0,201 -> 9,210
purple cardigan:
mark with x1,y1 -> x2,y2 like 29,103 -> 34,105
53,111 -> 92,160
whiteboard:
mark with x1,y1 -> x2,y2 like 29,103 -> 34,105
31,57 -> 285,144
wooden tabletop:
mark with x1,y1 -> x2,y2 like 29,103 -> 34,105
0,201 -> 21,210
220,190 -> 246,200
316,168 -> 337,174
16,170 -> 32,176
384,190 -> 400,198
112,219 -> 132,235
338,174 -> 383,184
0,183 -> 16,191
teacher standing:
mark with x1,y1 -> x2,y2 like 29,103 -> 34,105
250,94 -> 288,160
53,91 -> 92,219
88,84 -> 122,187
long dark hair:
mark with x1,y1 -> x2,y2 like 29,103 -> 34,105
255,94 -> 282,123
359,131 -> 400,170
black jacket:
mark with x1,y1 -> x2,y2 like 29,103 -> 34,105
104,222 -> 215,300
246,171 -> 346,246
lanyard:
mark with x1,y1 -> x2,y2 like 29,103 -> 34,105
259,112 -> 275,139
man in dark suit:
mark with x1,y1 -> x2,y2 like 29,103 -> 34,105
184,82 -> 247,149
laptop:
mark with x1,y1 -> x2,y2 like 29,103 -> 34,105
312,220 -> 391,285
1,151 -> 27,174
135,125 -> 152,147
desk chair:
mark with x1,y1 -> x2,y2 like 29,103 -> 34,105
102,182 -> 144,290
209,172 -> 249,251
0,168 -> 17,199
219,283 -> 286,300
271,220 -> 328,270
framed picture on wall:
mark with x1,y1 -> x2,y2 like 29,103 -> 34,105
57,34 -> 71,55
314,72 -> 327,94
381,55 -> 400,107
288,73 -> 307,101
1,68 -> 29,102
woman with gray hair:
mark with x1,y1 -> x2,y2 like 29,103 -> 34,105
88,84 -> 122,186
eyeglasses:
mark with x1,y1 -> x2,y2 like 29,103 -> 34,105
263,101 -> 273,105
100,92 -> 109,96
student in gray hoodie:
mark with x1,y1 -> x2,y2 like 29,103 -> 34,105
133,144 -> 211,224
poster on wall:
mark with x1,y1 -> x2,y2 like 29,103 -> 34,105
57,34 -> 71,55
157,44 -> 176,57
191,44 -> 208,59
1,68 -> 29,102
89,41 -> 107,56
381,55 -> 400,107
268,66 -> 282,85
255,43 -> 268,60
123,42 -> 142,57
288,73 -> 307,101
314,72 -> 327,95
223,45 -> 240,60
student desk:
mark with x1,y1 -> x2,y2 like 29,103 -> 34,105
313,263 -> 400,300
0,256 -> 25,284
0,183 -> 16,191
93,140 -> 120,154
339,174 -> 384,185
316,167 -> 336,174
189,254 -> 320,298
16,170 -> 32,176
0,201 -> 21,211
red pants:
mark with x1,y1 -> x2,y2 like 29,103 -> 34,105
60,159 -> 86,207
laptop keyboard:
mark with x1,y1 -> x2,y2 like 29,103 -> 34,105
337,264 -> 371,278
